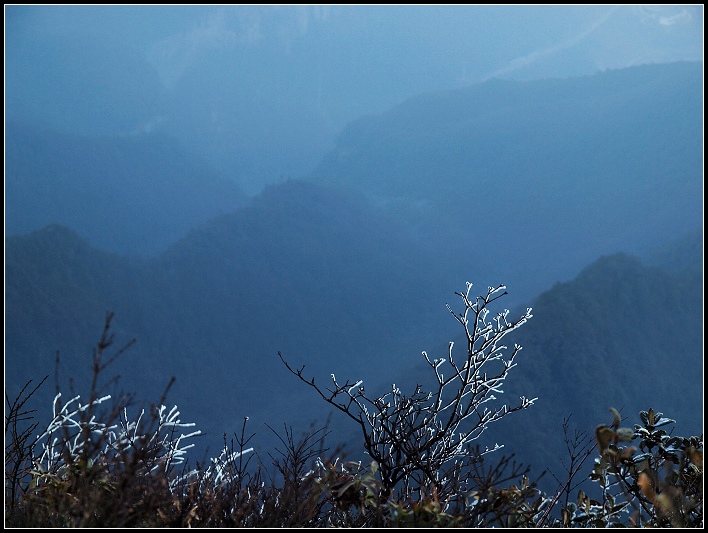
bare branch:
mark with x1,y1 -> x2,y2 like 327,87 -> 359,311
279,282 -> 534,498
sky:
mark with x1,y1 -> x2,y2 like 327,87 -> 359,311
4,4 -> 704,194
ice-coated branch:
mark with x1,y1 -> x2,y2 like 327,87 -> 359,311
280,282 -> 535,496
30,392 -> 250,494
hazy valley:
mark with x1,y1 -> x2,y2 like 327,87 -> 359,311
5,62 -> 703,485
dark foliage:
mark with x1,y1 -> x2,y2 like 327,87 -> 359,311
6,288 -> 702,527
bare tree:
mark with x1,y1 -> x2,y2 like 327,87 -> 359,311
280,282 -> 535,500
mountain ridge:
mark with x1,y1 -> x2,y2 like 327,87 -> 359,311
5,180 -> 702,462
5,121 -> 248,256
305,60 -> 703,305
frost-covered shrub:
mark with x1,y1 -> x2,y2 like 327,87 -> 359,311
30,392 -> 252,492
7,290 -> 701,527
4,312 -> 255,527
281,282 -> 535,503
5,388 -> 254,527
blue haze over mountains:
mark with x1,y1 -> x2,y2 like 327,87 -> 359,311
6,5 -> 703,194
4,6 -> 703,479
